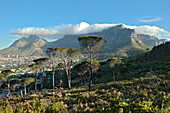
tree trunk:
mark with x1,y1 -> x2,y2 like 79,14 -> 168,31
7,80 -> 10,97
20,90 -> 23,97
83,75 -> 86,86
52,68 -> 55,92
81,75 -> 83,86
41,78 -> 43,91
89,53 -> 93,91
60,70 -> 63,89
68,67 -> 71,89
68,76 -> 71,89
113,68 -> 115,82
35,72 -> 37,93
41,69 -> 44,91
65,65 -> 71,89
68,67 -> 72,89
24,85 -> 26,95
84,79 -> 86,86
113,75 -> 115,82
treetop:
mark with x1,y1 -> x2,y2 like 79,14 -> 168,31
33,58 -> 49,65
28,63 -> 36,68
55,47 -> 68,51
106,58 -> 122,67
68,48 -> 82,52
1,70 -> 12,74
57,63 -> 65,68
78,35 -> 107,43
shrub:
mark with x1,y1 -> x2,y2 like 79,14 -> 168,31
0,106 -> 13,113
47,101 -> 67,113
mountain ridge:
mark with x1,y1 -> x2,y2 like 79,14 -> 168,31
0,25 -> 167,57
0,35 -> 48,57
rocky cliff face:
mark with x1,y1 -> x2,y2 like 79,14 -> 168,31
0,25 -> 167,57
138,34 -> 167,47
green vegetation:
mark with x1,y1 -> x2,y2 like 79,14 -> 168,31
0,36 -> 170,112
107,58 -> 122,81
78,35 -> 107,91
0,74 -> 169,112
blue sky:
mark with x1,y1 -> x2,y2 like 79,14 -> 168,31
0,0 -> 170,49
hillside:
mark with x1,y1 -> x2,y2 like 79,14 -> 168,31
0,41 -> 169,112
0,35 -> 48,57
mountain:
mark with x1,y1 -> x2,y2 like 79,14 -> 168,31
138,34 -> 167,47
44,25 -> 154,56
0,35 -> 48,57
0,25 -> 167,57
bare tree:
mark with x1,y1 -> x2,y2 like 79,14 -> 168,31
74,60 -> 100,86
10,78 -> 22,95
57,63 -> 64,89
33,58 -> 49,91
78,35 -> 107,91
28,64 -> 39,92
54,47 -> 81,88
24,77 -> 35,95
107,58 -> 122,81
46,47 -> 57,92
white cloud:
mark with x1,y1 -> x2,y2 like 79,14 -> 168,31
11,27 -> 58,36
138,16 -> 161,22
125,25 -> 170,38
10,22 -> 170,40
10,35 -> 23,38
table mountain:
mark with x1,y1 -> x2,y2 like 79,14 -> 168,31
0,25 -> 167,57
44,24 -> 167,56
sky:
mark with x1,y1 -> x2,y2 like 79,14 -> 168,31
0,0 -> 170,49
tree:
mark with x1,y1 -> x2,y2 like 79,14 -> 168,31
55,47 -> 82,88
74,60 -> 100,86
24,77 -> 35,95
107,58 -> 122,81
28,64 -> 38,92
46,47 -> 57,92
57,63 -> 65,89
78,35 -> 107,91
74,62 -> 88,86
33,58 -> 49,91
9,78 -> 22,95
0,70 -> 12,96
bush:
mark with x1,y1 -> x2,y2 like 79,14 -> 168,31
0,106 -> 13,113
47,101 -> 67,113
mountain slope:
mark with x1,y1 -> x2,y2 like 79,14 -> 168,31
0,35 -> 48,57
138,34 -> 167,47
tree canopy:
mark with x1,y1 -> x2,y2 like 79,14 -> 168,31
33,58 -> 49,65
78,35 -> 107,54
107,58 -> 122,68
0,70 -> 12,80
78,35 -> 106,91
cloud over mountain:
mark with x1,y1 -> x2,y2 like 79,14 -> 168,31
10,22 -> 170,40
